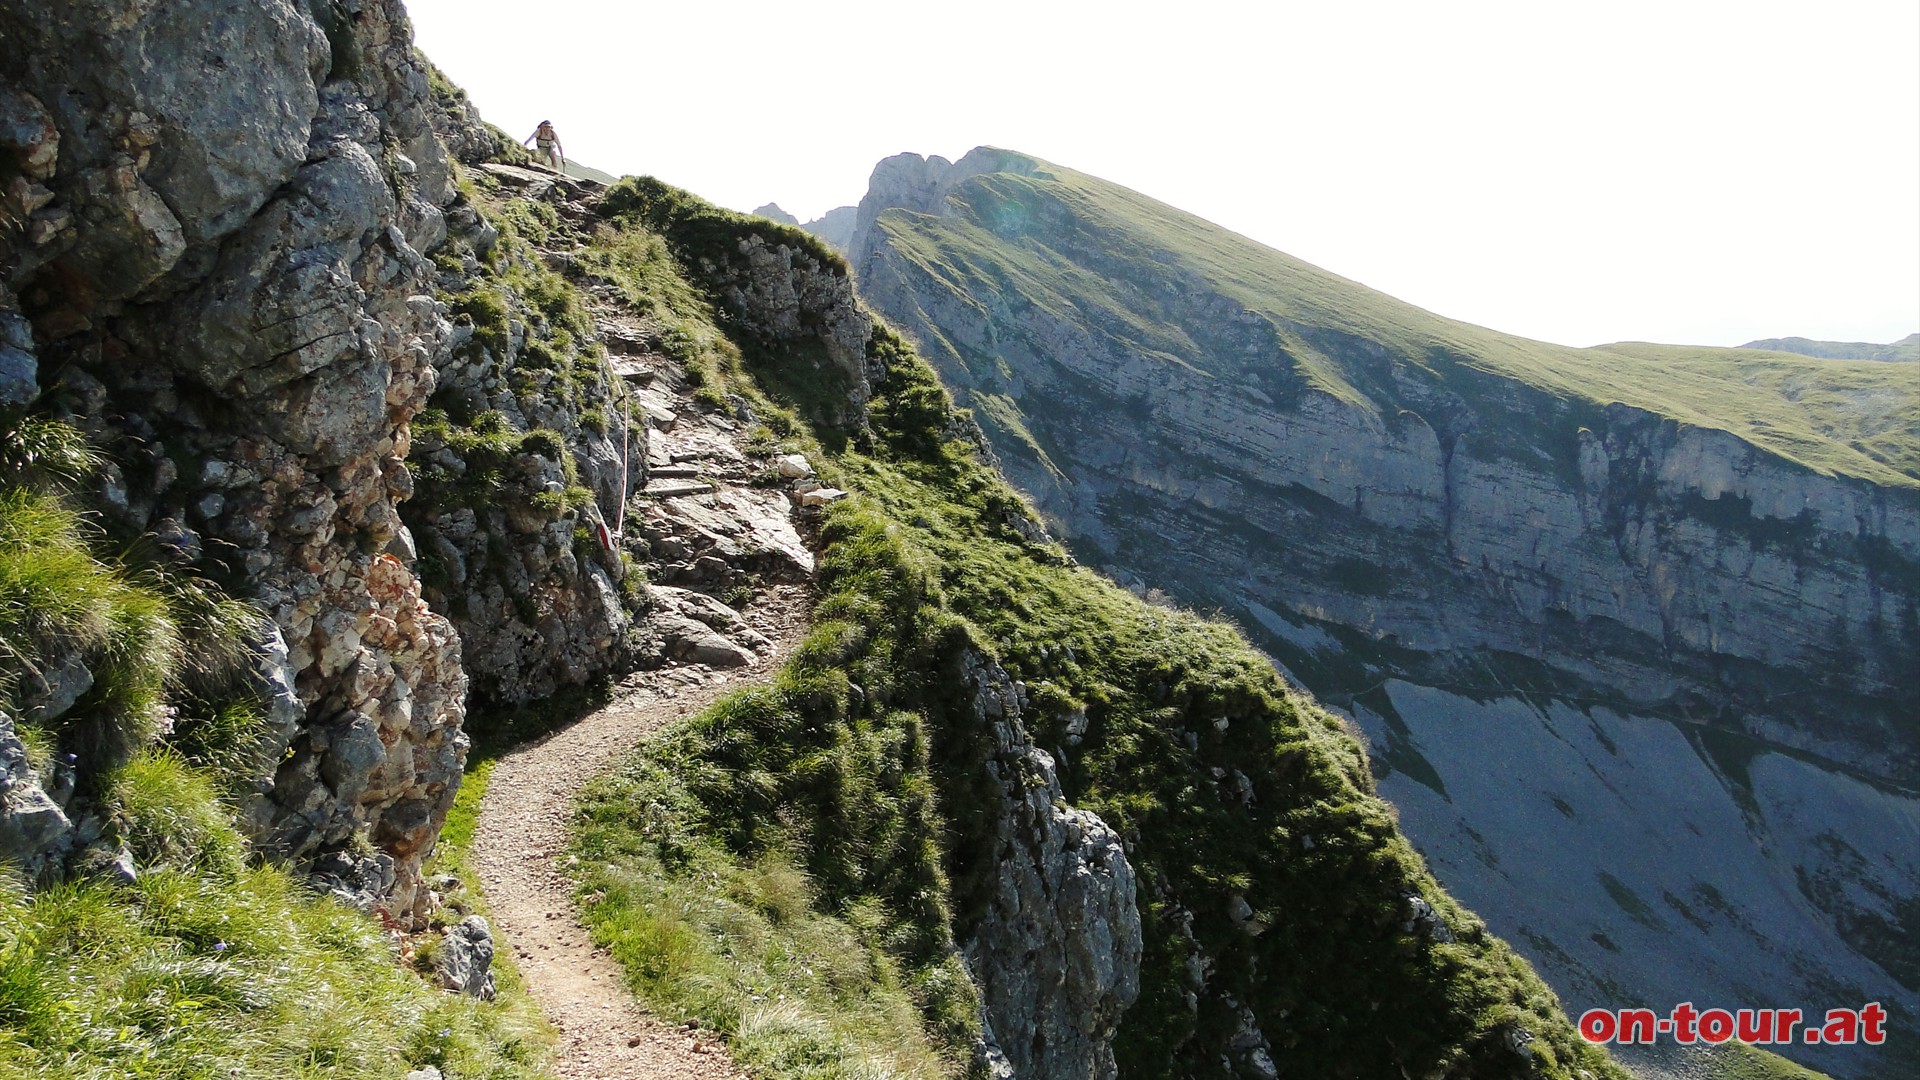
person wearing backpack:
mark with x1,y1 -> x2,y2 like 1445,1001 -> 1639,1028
525,120 -> 564,173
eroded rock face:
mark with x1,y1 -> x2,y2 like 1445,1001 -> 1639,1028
0,712 -> 75,882
1,0 -> 467,924
959,649 -> 1142,1080
709,233 -> 873,426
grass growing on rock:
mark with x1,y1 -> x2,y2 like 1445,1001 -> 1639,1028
564,183 -> 1630,1079
0,488 -> 181,770
0,418 -> 553,1079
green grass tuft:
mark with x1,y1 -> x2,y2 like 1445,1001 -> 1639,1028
0,415 -> 101,487
0,859 -> 548,1078
0,487 -> 181,772
108,750 -> 247,875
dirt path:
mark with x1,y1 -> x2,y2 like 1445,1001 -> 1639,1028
465,170 -> 828,1077
472,590 -> 807,1080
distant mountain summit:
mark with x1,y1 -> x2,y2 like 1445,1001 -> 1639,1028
753,202 -> 858,252
1740,332 -> 1919,362
801,205 -> 858,251
752,202 -> 800,225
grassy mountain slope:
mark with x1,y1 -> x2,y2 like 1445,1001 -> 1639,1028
873,152 -> 1919,490
553,177 -> 1633,1079
854,150 -> 1900,1080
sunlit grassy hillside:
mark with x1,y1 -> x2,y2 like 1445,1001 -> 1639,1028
873,150 -> 1920,489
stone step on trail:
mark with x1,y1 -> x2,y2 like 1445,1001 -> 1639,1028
609,356 -> 658,383
641,480 -> 715,499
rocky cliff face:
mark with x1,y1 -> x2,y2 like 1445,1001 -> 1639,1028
400,164 -> 647,708
1,27 -> 1156,1069
2,0 -> 475,923
850,148 -> 1920,1078
959,648 -> 1141,1080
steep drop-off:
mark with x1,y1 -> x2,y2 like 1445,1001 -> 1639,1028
0,3 -> 1869,1078
848,147 -> 1920,1079
550,175 -> 1635,1080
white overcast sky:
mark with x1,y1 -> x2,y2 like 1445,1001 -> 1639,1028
405,0 -> 1919,350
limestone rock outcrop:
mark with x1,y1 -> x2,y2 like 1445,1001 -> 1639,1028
959,649 -> 1142,1080
1,0 -> 468,924
705,232 -> 874,426
0,711 -> 74,882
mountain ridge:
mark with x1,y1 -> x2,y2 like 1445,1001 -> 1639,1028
0,5 -> 1653,1076
1737,334 -> 1919,363
866,148 -> 1920,490
848,145 -> 1920,1080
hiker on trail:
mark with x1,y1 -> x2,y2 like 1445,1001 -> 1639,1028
525,120 -> 564,173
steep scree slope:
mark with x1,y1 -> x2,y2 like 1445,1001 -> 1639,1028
848,147 -> 1920,1079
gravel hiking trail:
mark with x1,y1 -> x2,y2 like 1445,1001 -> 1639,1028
471,589 -> 808,1080
467,166 -> 823,1077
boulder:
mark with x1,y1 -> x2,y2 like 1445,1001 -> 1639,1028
653,612 -> 756,668
434,914 -> 497,1000
798,487 -> 847,507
